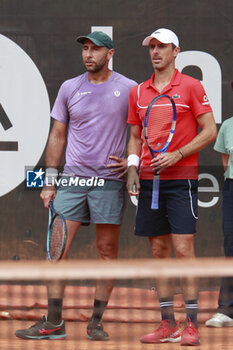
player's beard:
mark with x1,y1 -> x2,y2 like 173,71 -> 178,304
85,54 -> 108,73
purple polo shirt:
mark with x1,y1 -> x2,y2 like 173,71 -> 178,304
51,71 -> 136,180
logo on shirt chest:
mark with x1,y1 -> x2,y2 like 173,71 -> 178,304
172,94 -> 180,99
77,91 -> 92,96
114,90 -> 121,97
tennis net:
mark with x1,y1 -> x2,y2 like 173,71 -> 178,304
0,258 -> 233,349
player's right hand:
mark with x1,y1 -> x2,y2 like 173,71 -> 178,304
40,185 -> 56,209
127,166 -> 140,196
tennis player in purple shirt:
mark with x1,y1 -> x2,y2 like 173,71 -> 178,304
15,31 -> 136,341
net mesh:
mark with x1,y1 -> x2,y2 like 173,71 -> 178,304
0,258 -> 233,349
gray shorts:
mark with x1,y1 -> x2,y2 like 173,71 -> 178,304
53,176 -> 126,225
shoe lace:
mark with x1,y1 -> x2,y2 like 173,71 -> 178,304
89,319 -> 103,330
214,313 -> 226,320
185,317 -> 197,335
29,316 -> 46,329
158,320 -> 170,328
157,320 -> 174,336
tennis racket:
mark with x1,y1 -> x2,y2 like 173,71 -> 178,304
144,94 -> 176,209
47,199 -> 67,261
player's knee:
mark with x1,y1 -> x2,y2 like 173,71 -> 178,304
152,245 -> 171,258
174,243 -> 195,258
97,241 -> 118,260
150,237 -> 172,258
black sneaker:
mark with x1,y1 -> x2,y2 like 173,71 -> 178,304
87,318 -> 109,341
15,316 -> 66,340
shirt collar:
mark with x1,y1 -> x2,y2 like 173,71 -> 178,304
146,69 -> 181,91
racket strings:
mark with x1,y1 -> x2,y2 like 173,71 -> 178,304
147,102 -> 174,151
50,216 -> 65,260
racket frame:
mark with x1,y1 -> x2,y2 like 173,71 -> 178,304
47,200 -> 67,261
144,94 -> 177,209
144,94 -> 177,156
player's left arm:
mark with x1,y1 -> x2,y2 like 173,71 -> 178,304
152,112 -> 217,173
177,112 -> 217,158
177,79 -> 217,158
221,153 -> 229,171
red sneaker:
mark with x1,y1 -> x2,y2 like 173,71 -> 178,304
140,320 -> 181,343
181,318 -> 200,346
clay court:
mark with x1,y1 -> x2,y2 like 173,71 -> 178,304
0,320 -> 232,350
0,274 -> 232,350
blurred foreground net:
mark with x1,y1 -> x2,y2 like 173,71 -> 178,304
0,258 -> 233,349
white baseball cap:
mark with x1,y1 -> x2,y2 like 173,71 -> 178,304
142,28 -> 179,47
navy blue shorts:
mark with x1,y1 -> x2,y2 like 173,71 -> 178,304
135,179 -> 198,236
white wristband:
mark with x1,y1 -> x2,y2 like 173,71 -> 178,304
127,154 -> 140,169
45,168 -> 58,185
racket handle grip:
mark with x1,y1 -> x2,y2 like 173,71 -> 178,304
49,199 -> 54,209
151,176 -> 159,209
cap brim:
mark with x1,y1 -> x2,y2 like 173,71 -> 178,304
142,34 -> 178,47
142,36 -> 154,46
76,36 -> 100,46
76,36 -> 89,43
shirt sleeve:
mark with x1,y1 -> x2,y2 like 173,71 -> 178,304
214,123 -> 227,154
189,79 -> 213,118
50,81 -> 69,124
127,85 -> 141,125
